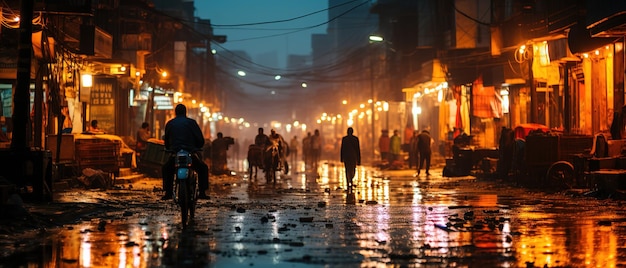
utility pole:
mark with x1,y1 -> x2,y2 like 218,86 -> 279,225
370,45 -> 376,161
12,0 -> 34,151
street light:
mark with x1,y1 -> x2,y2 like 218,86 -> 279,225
369,34 -> 384,160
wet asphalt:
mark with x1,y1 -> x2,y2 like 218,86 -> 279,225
2,160 -> 626,267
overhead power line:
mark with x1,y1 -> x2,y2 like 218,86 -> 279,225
224,0 -> 370,43
210,0 -> 361,27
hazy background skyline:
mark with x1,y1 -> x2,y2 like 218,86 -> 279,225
195,1 -> 329,69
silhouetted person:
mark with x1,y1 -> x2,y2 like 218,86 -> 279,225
379,130 -> 390,163
211,132 -> 232,175
390,130 -> 401,163
416,130 -> 432,176
302,132 -> 312,168
311,129 -> 322,169
161,104 -> 209,200
290,135 -> 299,171
340,127 -> 361,188
409,130 -> 419,168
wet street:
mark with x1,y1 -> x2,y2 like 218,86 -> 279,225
2,160 -> 626,267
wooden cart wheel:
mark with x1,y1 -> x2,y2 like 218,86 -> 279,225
546,161 -> 575,190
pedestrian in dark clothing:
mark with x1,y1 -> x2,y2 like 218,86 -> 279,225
254,128 -> 270,147
302,132 -> 312,168
416,130 -> 432,176
340,127 -> 361,187
409,130 -> 419,169
212,132 -> 233,175
311,129 -> 322,170
379,130 -> 390,164
161,104 -> 210,200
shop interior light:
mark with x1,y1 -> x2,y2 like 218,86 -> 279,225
81,74 -> 93,87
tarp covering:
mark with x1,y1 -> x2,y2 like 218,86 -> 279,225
514,123 -> 550,140
471,76 -> 503,119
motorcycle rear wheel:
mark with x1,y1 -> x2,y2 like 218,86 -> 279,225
189,173 -> 198,220
178,180 -> 189,229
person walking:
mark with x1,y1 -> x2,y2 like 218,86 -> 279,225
416,129 -> 432,176
311,129 -> 322,170
378,130 -> 390,164
340,127 -> 361,188
302,132 -> 312,168
289,135 -> 300,172
409,130 -> 419,169
390,130 -> 402,165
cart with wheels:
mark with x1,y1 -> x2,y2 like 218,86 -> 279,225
523,134 -> 593,190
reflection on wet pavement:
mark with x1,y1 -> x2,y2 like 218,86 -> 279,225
4,160 -> 626,267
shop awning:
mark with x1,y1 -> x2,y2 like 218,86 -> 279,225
405,59 -> 447,87
568,23 -> 620,54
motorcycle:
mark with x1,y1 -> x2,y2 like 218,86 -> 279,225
170,149 -> 199,229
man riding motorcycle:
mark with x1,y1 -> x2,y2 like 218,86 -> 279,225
161,104 -> 210,200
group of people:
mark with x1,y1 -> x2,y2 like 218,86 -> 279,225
378,130 -> 403,165
301,129 -> 322,170
253,127 -> 289,171
149,103 -> 433,201
379,128 -> 433,175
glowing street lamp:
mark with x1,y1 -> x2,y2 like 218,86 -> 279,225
368,34 -> 384,159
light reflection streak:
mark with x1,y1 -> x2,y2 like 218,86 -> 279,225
319,163 -> 330,186
232,214 -> 246,255
118,245 -> 127,268
133,243 -> 141,267
512,210 -> 618,267
411,181 -> 423,204
379,179 -> 389,204
128,225 -> 144,267
300,172 -> 307,189
375,206 -> 390,244
80,232 -> 92,267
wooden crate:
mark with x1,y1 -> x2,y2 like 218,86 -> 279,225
75,139 -> 120,175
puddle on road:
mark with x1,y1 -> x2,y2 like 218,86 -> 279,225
4,162 -> 626,267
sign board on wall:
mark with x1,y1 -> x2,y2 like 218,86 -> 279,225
89,77 -> 116,134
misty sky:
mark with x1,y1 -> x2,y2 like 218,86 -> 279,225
195,1 -> 329,69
